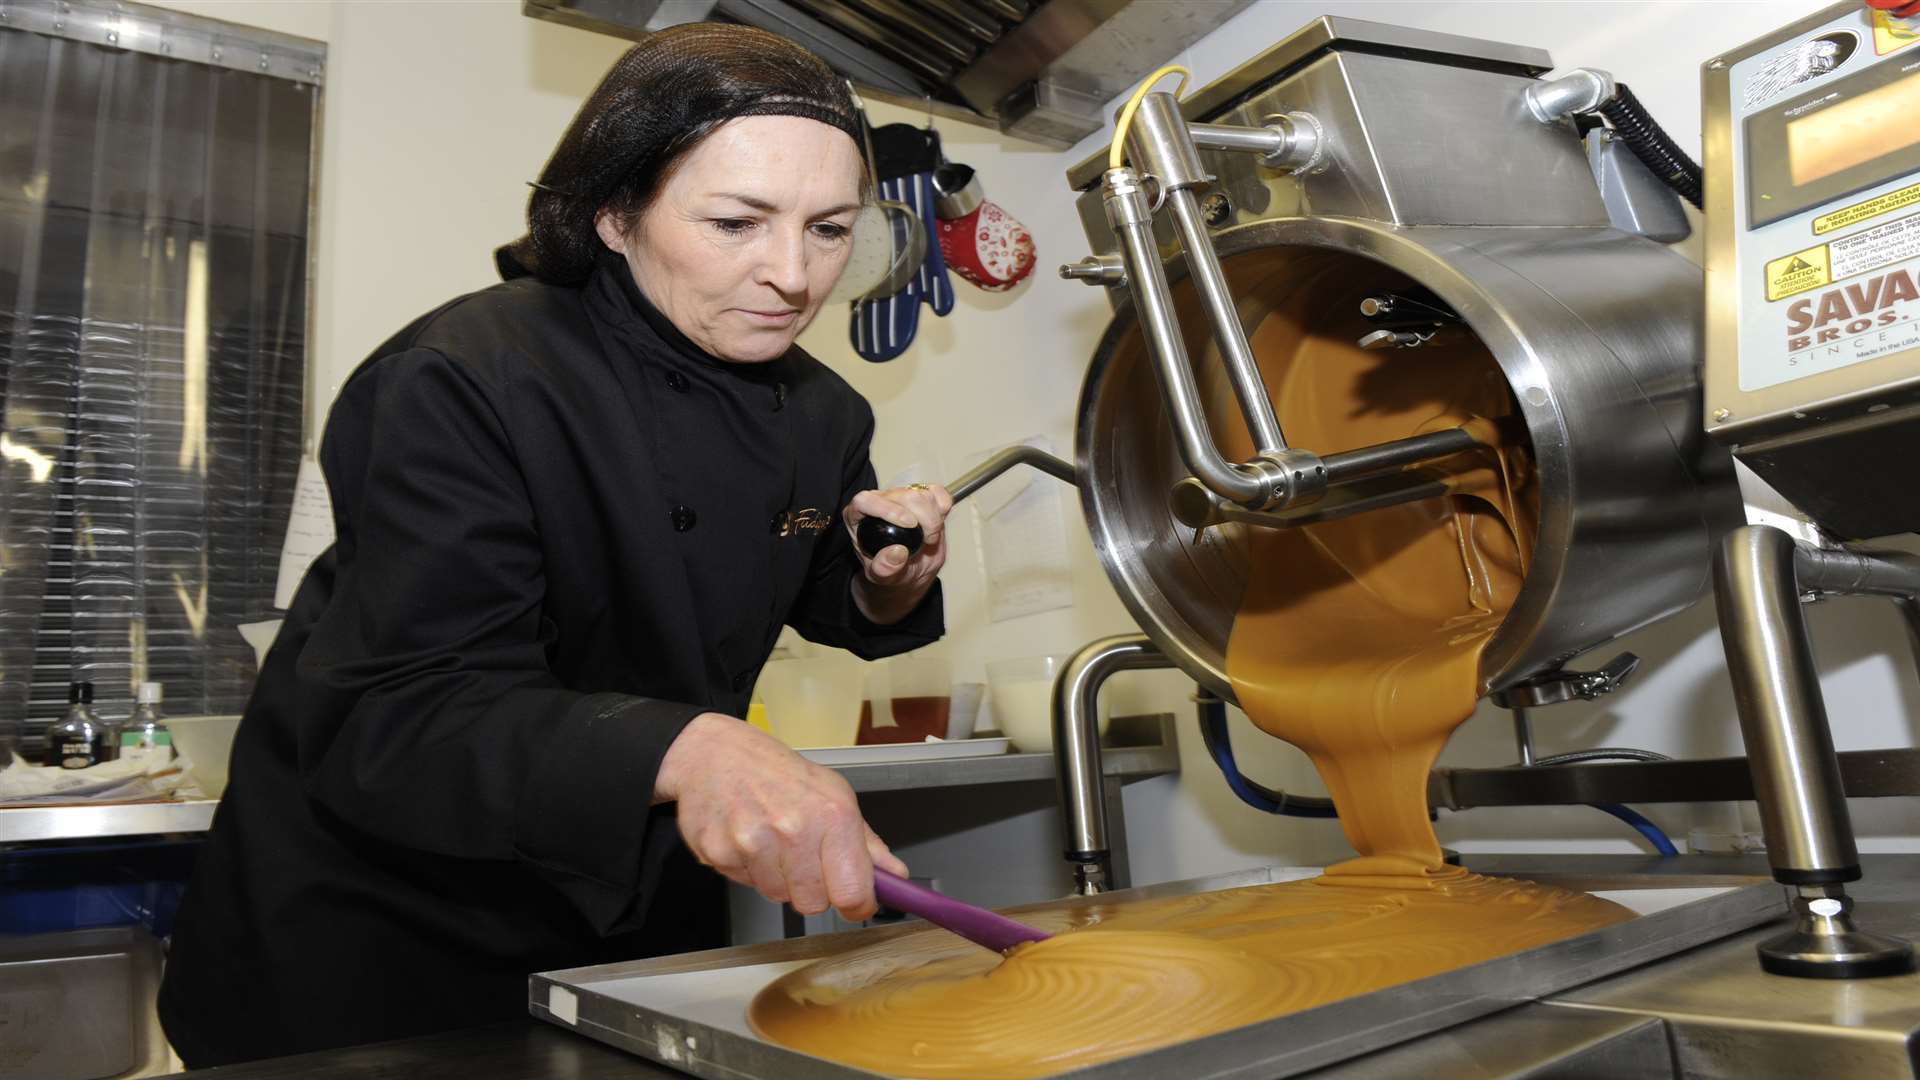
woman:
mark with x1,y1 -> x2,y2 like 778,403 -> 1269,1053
158,24 -> 950,1066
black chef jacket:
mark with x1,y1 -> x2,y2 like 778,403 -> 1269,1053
156,252 -> 943,1066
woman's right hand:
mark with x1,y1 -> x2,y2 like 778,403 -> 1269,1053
654,713 -> 908,922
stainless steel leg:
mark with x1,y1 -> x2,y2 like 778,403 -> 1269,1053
1512,706 -> 1535,767
1050,634 -> 1168,895
1101,773 -> 1132,891
1712,524 -> 1914,978
1896,597 -> 1920,684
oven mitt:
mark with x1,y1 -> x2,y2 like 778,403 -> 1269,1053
850,124 -> 954,363
851,172 -> 953,362
938,194 -> 1035,293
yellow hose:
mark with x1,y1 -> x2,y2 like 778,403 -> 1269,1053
1108,64 -> 1191,170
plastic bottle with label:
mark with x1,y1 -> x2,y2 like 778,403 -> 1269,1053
121,682 -> 174,764
46,682 -> 110,770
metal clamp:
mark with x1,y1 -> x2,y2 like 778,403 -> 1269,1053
1490,653 -> 1640,709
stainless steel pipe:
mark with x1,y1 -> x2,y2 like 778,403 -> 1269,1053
1712,523 -> 1914,978
1133,93 -> 1298,473
1900,598 -> 1920,684
1322,426 -> 1484,484
1098,91 -> 1325,513
1165,185 -> 1292,458
1512,706 -> 1535,767
1051,634 -> 1170,895
1102,167 -> 1277,509
1716,527 -> 1864,880
1795,544 -> 1920,599
1186,120 -> 1287,158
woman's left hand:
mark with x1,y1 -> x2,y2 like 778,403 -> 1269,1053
845,483 -> 952,622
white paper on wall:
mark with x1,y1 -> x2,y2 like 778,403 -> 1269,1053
883,458 -> 941,490
967,437 -> 1074,622
273,456 -> 336,610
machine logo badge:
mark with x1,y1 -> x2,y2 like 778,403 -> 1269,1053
1874,10 -> 1919,55
1744,31 -> 1861,107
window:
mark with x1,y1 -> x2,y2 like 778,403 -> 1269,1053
0,2 -> 322,757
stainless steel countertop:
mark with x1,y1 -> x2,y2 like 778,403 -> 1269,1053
831,734 -> 1178,795
0,798 -> 219,844
0,716 -> 1178,844
159,855 -> 1920,1079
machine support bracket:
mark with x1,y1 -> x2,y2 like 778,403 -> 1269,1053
1051,635 -> 1171,895
1713,524 -> 1916,978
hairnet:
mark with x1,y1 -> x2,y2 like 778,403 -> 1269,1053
497,23 -> 864,285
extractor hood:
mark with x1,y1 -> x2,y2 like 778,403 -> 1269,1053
522,0 -> 1254,148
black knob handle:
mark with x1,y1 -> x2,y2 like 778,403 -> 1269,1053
856,517 -> 924,560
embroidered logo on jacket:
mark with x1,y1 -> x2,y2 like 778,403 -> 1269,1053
773,508 -> 832,538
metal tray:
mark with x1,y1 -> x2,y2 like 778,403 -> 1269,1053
530,863 -> 1785,1080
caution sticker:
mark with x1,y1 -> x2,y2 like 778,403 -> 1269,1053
1766,244 -> 1831,300
1813,181 -> 1920,235
1873,10 -> 1919,56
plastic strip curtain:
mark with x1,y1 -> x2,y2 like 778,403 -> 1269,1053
0,28 -> 310,757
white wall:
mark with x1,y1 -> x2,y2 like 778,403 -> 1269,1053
150,0 -> 1919,887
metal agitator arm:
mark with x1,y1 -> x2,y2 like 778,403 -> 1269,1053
1068,91 -> 1492,521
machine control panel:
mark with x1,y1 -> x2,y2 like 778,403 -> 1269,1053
1704,1 -> 1920,537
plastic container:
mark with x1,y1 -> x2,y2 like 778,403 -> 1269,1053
986,655 -> 1110,753
166,715 -> 241,797
859,653 -> 951,745
754,658 -> 866,749
945,682 -> 984,741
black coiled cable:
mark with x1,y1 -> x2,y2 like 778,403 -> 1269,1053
1597,82 -> 1703,209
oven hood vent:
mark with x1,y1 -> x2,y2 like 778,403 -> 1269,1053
523,0 -> 1254,148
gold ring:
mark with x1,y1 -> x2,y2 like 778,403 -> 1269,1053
908,482 -> 930,491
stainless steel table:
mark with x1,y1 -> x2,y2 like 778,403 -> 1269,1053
0,799 -> 219,843
0,717 -> 1177,847
149,855 -> 1920,1079
154,1021 -> 678,1079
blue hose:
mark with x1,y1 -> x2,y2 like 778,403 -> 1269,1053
1591,803 -> 1680,856
1195,693 -> 1681,855
1197,698 -> 1338,819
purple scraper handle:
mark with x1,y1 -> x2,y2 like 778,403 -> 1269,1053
873,868 -> 1051,953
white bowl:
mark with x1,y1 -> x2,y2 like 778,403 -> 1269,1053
986,656 -> 1110,753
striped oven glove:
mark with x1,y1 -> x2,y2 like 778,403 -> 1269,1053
851,171 -> 953,362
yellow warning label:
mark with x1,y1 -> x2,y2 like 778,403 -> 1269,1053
1765,244 -> 1830,301
1873,10 -> 1919,56
1813,182 -> 1920,235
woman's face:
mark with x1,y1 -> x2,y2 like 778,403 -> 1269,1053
599,115 -> 864,363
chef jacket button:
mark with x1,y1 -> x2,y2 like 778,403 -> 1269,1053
665,370 -> 689,393
731,670 -> 753,693
773,383 -> 787,411
670,505 -> 697,532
